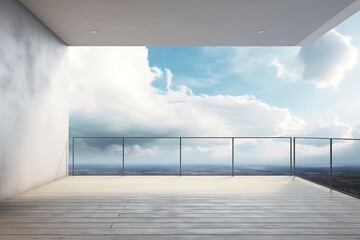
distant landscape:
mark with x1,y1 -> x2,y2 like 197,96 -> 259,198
296,166 -> 360,199
71,164 -> 291,176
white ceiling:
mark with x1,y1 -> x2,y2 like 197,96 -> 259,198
19,0 -> 360,46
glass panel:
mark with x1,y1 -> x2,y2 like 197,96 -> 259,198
333,139 -> 360,198
234,138 -> 290,175
124,138 -> 179,175
181,138 -> 232,175
295,139 -> 330,187
73,138 -> 123,175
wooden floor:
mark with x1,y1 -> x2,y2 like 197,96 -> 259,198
1,176 -> 360,240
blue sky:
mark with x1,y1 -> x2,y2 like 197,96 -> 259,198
148,19 -> 360,124
68,11 -> 360,166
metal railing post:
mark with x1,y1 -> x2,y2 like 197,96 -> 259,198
72,137 -> 75,176
290,137 -> 292,176
179,137 -> 182,176
232,137 -> 234,177
330,138 -> 333,191
122,137 -> 125,176
293,137 -> 296,177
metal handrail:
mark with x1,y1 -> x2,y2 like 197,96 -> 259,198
70,136 -> 359,198
72,136 -> 293,176
294,137 -> 360,141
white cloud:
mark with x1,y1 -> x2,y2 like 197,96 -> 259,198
163,92 -> 304,136
125,144 -> 159,156
271,58 -> 300,80
204,46 -> 300,78
165,68 -> 173,92
151,66 -> 163,79
269,30 -> 358,88
298,30 -> 358,88
298,116 -> 353,138
107,144 -> 123,154
69,47 -> 354,142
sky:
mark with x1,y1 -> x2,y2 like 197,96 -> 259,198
68,11 -> 360,167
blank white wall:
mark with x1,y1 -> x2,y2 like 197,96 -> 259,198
0,0 -> 68,200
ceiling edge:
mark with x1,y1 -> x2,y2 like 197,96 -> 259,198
297,0 -> 360,46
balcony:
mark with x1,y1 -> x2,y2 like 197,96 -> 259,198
3,0 -> 360,239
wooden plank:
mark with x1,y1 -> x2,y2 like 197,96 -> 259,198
1,217 -> 359,223
2,209 -> 360,214
2,228 -> 360,235
2,222 -> 360,230
0,223 -> 111,229
1,213 -> 360,218
0,222 -> 360,229
1,235 -> 360,240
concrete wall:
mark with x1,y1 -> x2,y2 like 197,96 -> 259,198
0,0 -> 68,200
